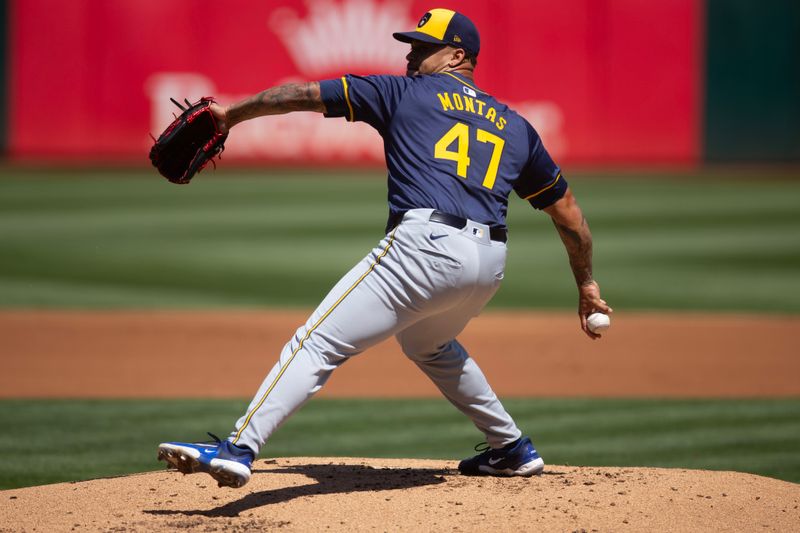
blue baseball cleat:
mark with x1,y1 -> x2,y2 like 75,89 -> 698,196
157,433 -> 254,488
458,436 -> 545,477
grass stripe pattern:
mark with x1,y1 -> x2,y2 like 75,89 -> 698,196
1,398 -> 797,489
0,169 -> 798,312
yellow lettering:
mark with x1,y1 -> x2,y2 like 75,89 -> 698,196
434,123 -> 471,177
486,107 -> 497,123
463,96 -> 475,113
496,117 -> 507,131
475,100 -> 486,116
437,93 -> 454,111
476,129 -> 505,189
433,122 -> 507,191
452,93 -> 464,111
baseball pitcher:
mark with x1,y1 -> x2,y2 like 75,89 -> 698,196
157,8 -> 612,488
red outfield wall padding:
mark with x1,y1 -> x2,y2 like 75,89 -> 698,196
8,0 -> 701,165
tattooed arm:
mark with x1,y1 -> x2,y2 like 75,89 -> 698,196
543,188 -> 613,339
210,82 -> 325,133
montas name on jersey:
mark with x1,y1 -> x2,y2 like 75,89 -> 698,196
435,92 -> 508,131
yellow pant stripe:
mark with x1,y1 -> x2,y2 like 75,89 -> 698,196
232,229 -> 398,445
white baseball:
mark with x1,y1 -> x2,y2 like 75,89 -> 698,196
587,312 -> 610,333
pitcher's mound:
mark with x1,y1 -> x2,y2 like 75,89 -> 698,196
2,458 -> 798,532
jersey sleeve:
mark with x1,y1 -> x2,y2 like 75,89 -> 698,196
319,74 -> 412,134
513,122 -> 568,209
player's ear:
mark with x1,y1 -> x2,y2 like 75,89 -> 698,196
448,47 -> 466,67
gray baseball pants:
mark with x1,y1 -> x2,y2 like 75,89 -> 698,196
230,208 -> 522,453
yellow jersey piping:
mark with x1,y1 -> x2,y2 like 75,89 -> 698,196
442,72 -> 487,95
524,173 -> 562,200
232,229 -> 398,445
341,76 -> 355,122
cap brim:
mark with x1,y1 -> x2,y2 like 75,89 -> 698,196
392,31 -> 447,46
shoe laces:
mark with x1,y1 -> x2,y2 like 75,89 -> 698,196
204,432 -> 223,444
206,432 -> 254,459
473,442 -> 491,453
473,438 -> 521,454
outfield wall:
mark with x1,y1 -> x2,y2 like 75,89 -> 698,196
3,0 -> 798,165
6,0 -> 701,166
705,0 -> 800,162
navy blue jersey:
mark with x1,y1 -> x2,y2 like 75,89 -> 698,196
320,72 -> 567,230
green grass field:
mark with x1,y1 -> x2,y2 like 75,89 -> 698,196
1,168 -> 798,489
1,168 -> 798,312
1,398 -> 798,489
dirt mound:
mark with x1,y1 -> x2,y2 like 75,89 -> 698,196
2,458 -> 798,532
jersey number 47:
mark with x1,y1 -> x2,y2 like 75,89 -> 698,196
434,122 -> 505,190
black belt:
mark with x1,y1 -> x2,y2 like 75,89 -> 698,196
387,210 -> 507,243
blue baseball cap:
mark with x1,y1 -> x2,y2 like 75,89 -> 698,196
393,8 -> 480,56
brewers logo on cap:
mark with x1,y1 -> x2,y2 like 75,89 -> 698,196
393,8 -> 481,56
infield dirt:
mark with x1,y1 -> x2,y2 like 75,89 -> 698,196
1,310 -> 798,531
1,310 -> 798,397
